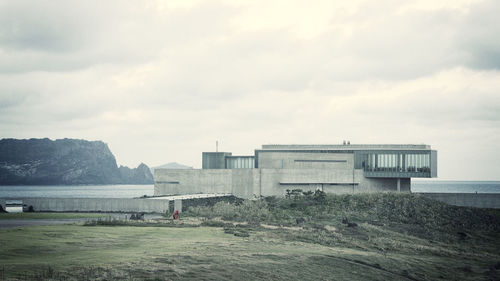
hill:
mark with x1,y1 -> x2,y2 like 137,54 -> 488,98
150,162 -> 193,173
0,138 -> 153,185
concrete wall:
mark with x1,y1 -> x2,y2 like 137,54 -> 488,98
259,168 -> 358,196
202,152 -> 232,169
231,169 -> 259,198
420,193 -> 500,209
155,169 -> 232,195
155,167 -> 407,198
0,198 -> 170,213
155,169 -> 257,198
359,177 -> 411,192
258,152 -> 353,169
155,150 -> 414,198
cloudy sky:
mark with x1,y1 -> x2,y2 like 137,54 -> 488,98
1,0 -> 499,180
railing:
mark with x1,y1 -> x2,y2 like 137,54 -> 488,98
363,166 -> 431,173
364,171 -> 431,178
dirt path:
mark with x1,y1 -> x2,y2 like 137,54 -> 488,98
0,213 -> 164,229
0,219 -> 87,229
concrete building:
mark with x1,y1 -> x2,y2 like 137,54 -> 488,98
155,144 -> 437,198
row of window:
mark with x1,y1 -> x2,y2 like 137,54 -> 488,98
365,153 -> 430,172
226,157 -> 255,169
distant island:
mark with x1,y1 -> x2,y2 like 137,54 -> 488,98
0,138 -> 154,185
150,162 -> 193,174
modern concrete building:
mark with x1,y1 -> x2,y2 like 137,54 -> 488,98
155,144 -> 437,198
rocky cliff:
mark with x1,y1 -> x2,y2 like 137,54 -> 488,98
118,163 -> 154,185
0,138 -> 153,185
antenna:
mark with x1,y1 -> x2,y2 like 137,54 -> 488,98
216,140 -> 218,152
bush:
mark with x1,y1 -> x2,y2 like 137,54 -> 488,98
186,199 -> 270,223
188,193 -> 500,233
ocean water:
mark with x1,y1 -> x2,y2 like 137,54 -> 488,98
0,184 -> 154,198
411,180 -> 500,193
0,181 -> 499,199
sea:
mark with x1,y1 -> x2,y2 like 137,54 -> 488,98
0,181 -> 499,198
411,180 -> 500,193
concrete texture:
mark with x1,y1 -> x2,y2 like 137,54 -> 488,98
155,167 -> 411,198
257,152 -> 353,169
202,152 -> 232,169
0,198 -> 170,213
174,199 -> 182,213
420,193 -> 500,209
155,169 -> 232,195
154,143 -> 434,198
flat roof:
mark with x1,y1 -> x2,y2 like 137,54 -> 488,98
261,144 -> 431,150
147,193 -> 232,200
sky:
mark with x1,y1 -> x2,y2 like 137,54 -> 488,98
0,0 -> 499,180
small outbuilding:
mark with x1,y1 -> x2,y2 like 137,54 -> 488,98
5,200 -> 23,213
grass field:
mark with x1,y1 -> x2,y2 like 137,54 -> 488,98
0,193 -> 499,280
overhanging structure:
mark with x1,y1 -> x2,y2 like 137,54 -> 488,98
155,143 -> 437,198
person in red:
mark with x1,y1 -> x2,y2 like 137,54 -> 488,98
172,210 -> 179,220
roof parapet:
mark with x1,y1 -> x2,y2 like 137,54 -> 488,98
261,144 -> 431,150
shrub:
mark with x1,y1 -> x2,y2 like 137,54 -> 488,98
188,193 -> 500,233
186,199 -> 270,223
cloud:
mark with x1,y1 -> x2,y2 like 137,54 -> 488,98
0,0 -> 499,179
456,0 -> 500,70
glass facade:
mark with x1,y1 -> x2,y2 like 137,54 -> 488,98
226,157 -> 255,169
365,153 -> 430,173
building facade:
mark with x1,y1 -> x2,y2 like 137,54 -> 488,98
154,144 -> 437,198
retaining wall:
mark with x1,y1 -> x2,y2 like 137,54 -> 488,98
419,193 -> 500,209
0,198 -> 170,213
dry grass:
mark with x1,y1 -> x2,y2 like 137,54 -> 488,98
1,193 -> 499,280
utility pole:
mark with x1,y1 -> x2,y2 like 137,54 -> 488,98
216,140 -> 218,152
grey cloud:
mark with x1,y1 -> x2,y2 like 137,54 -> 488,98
456,0 -> 500,70
351,74 -> 500,130
318,9 -> 463,81
0,0 -> 499,178
0,1 -> 90,52
0,1 -> 165,73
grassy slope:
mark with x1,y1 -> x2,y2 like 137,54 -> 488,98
0,193 -> 499,280
0,225 -> 403,281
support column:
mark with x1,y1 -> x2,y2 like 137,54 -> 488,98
174,199 -> 183,213
397,178 -> 401,192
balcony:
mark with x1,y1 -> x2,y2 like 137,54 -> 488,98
363,167 -> 432,178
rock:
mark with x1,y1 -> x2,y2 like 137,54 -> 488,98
341,217 -> 358,227
296,217 -> 306,225
0,138 -> 153,185
119,163 -> 154,184
457,231 -> 468,240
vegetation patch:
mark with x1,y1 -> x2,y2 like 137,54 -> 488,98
1,192 -> 499,280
